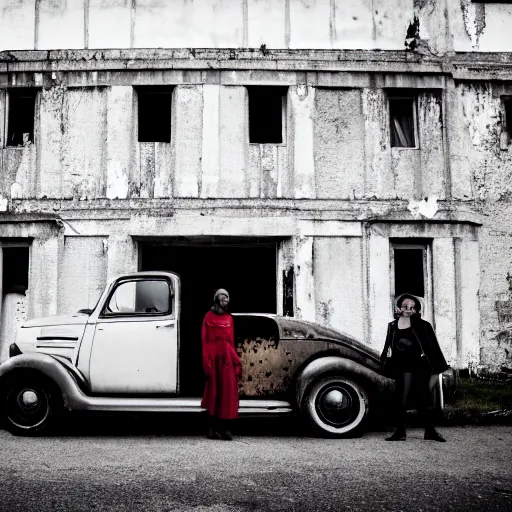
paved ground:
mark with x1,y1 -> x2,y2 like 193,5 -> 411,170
0,417 -> 511,512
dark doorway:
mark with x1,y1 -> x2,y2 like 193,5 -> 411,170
139,239 -> 277,396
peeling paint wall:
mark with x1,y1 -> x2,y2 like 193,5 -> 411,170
448,79 -> 512,371
0,291 -> 27,363
314,89 -> 365,200
313,236 -> 365,340
59,236 -> 107,314
476,210 -> 512,371
2,0 -> 510,53
450,0 -> 512,52
452,83 -> 512,202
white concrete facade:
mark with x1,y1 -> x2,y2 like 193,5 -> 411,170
1,0 -> 511,53
0,0 -> 511,373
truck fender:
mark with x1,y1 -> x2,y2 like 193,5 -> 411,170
0,353 -> 86,411
296,356 -> 394,407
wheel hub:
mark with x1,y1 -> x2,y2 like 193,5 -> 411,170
20,390 -> 39,408
316,384 -> 359,428
323,390 -> 347,410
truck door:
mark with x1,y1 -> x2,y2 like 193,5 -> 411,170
89,276 -> 178,394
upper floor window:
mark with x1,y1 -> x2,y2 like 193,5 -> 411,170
136,86 -> 173,143
247,86 -> 287,144
388,93 -> 418,148
7,88 -> 38,147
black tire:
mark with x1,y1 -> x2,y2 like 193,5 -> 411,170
302,376 -> 369,438
2,376 -> 58,436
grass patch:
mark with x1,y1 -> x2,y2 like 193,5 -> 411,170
444,377 -> 512,425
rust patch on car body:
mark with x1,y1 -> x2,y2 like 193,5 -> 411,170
233,314 -> 382,399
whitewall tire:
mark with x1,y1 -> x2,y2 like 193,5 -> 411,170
302,376 -> 369,438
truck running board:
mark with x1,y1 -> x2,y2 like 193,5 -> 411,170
70,395 -> 293,415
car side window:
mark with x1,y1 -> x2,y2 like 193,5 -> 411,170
104,279 -> 172,315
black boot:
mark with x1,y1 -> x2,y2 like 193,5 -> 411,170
385,427 -> 406,441
206,416 -> 222,440
424,426 -> 446,442
219,420 -> 233,441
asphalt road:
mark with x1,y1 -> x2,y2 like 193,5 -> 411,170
0,418 -> 511,512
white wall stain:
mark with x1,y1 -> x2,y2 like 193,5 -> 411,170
407,195 -> 439,219
460,0 -> 486,49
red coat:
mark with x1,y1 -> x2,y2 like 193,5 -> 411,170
201,310 -> 242,419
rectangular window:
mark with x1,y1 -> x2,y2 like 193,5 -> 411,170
501,96 -> 512,149
103,279 -> 173,316
247,86 -> 287,144
390,239 -> 432,318
7,89 -> 38,147
1,246 -> 29,294
136,87 -> 173,143
389,94 -> 418,148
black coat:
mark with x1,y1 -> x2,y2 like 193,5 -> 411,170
380,316 -> 449,376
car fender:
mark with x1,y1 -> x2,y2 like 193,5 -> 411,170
296,356 -> 394,406
0,353 -> 87,411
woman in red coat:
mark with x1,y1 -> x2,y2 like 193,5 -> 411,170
201,288 -> 242,440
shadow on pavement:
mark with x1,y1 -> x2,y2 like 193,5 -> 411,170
50,412 -> 310,438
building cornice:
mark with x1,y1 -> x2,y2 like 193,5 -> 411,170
0,49 -> 510,81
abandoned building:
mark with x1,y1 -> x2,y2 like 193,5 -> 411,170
0,0 -> 511,375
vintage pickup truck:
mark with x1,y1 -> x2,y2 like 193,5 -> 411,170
0,271 -> 436,438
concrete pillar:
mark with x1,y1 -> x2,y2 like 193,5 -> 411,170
29,236 -> 62,320
219,86 -> 247,198
106,86 -> 133,199
313,237 -> 364,338
432,238 -> 458,367
361,89 -> 393,199
106,235 -> 137,282
459,239 -> 480,368
368,231 -> 391,351
174,85 -> 203,197
289,85 -> 316,199
200,85 -> 220,198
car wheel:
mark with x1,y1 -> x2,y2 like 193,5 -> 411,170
2,376 -> 58,436
302,376 -> 369,438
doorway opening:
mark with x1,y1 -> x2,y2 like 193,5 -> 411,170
139,238 -> 278,396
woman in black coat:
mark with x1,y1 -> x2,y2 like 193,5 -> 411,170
381,293 -> 449,442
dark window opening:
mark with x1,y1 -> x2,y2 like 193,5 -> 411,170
503,96 -> 512,146
389,96 -> 416,148
7,89 -> 38,147
248,86 -> 287,144
136,87 -> 173,143
393,246 -> 425,299
2,247 -> 29,294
